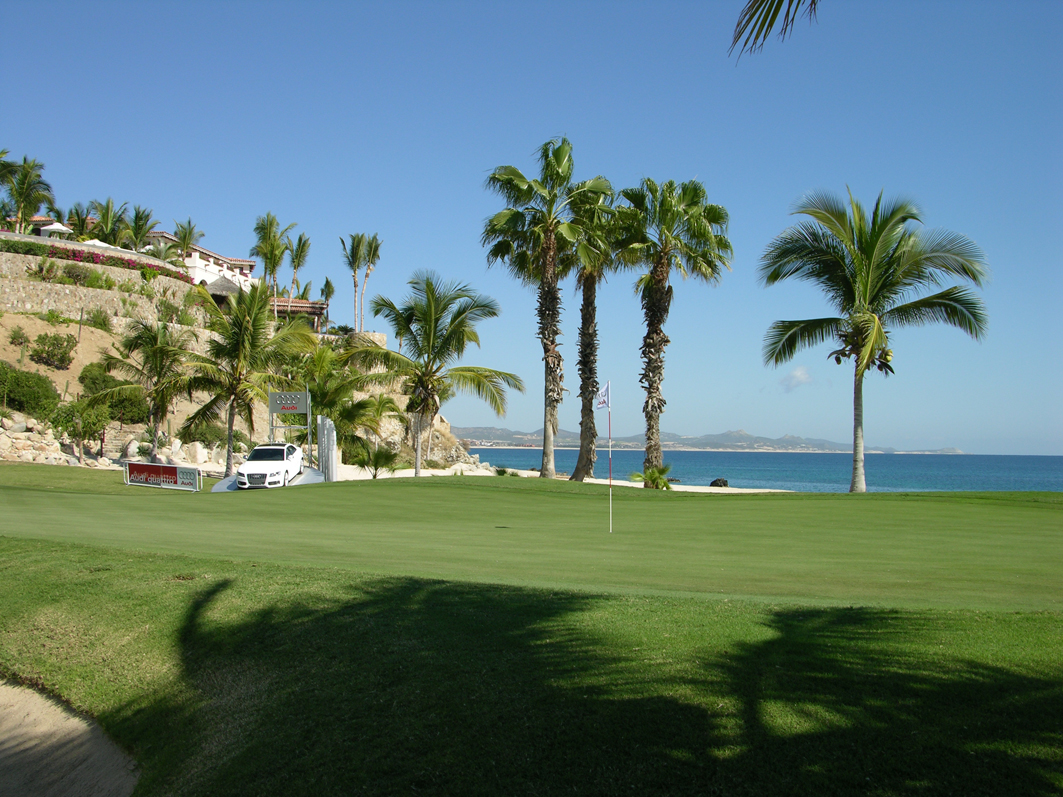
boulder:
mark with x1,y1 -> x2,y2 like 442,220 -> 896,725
7,422 -> 27,434
19,451 -> 35,462
170,438 -> 183,459
710,478 -> 729,488
0,417 -> 13,431
123,439 -> 140,459
25,418 -> 39,432
99,457 -> 111,468
186,441 -> 208,464
0,436 -> 10,452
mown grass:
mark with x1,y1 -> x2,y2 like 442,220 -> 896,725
0,463 -> 1059,610
0,463 -> 1060,795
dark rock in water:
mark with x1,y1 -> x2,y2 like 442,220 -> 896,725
710,478 -> 729,487
667,477 -> 680,483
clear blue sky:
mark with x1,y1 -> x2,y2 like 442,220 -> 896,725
4,1 -> 1060,455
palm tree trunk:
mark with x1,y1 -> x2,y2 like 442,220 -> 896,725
640,263 -> 672,484
352,274 -> 359,333
150,417 -> 161,463
571,277 -> 598,481
850,364 -> 867,493
413,413 -> 422,476
359,269 -> 371,333
539,237 -> 563,479
225,398 -> 237,478
425,416 -> 434,465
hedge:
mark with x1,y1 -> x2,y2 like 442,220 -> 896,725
0,238 -> 193,285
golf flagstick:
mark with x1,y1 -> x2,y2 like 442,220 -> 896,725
596,381 -> 612,533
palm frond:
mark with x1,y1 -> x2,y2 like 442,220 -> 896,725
763,317 -> 842,366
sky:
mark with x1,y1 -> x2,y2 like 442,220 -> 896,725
3,1 -> 1060,455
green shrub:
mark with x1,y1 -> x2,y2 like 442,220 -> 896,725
2,240 -> 50,257
157,298 -> 179,324
140,267 -> 159,282
30,333 -> 77,369
86,306 -> 113,333
8,326 -> 30,347
181,422 -> 249,448
177,310 -> 197,326
85,270 -> 116,290
137,283 -> 156,299
26,257 -> 62,282
0,362 -> 61,417
38,309 -> 71,326
62,263 -> 93,285
78,362 -> 150,426
117,279 -> 138,293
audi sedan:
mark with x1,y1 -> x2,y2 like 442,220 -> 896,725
236,443 -> 304,489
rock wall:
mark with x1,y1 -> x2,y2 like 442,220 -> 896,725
0,252 -> 193,320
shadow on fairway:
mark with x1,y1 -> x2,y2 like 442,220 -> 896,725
140,581 -> 1060,796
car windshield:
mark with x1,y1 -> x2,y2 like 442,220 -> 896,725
247,448 -> 285,462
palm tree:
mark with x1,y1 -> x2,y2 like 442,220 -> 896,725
89,198 -> 129,245
93,321 -> 197,462
8,157 -> 55,234
357,271 -> 524,476
731,0 -> 820,57
0,149 -> 16,188
66,203 -> 92,239
615,179 -> 731,484
340,234 -> 369,332
249,213 -> 294,321
570,191 -> 618,481
183,281 -> 316,477
759,190 -> 989,492
122,205 -> 159,252
362,392 -> 405,451
320,276 -> 335,331
359,234 -> 381,332
174,217 -> 204,260
147,238 -> 182,267
284,340 -> 378,461
286,232 -> 311,316
483,138 -> 611,478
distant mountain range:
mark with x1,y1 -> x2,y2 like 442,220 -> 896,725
451,426 -> 963,455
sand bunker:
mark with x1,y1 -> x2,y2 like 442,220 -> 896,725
0,682 -> 137,797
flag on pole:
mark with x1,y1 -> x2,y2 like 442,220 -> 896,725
595,381 -> 611,410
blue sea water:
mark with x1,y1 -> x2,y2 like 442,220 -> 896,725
470,448 -> 1063,493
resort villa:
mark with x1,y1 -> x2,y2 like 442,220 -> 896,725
18,217 -> 327,330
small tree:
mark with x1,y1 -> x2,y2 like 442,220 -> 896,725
52,400 -> 111,465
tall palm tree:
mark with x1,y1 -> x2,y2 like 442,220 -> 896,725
122,205 -> 158,252
183,281 -> 316,477
147,238 -> 182,267
8,157 -> 54,234
66,203 -> 92,239
340,233 -> 369,332
286,232 -> 311,316
616,179 -> 731,483
250,213 -> 295,321
174,217 -> 204,260
359,234 -> 381,332
88,198 -> 129,245
356,271 -> 524,476
483,138 -> 611,478
0,149 -> 16,188
759,190 -> 989,492
731,0 -> 820,57
93,321 -> 197,462
570,191 -> 618,481
321,276 -> 335,331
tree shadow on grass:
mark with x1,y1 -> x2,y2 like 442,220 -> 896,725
129,580 -> 1061,796
712,608 -> 1062,796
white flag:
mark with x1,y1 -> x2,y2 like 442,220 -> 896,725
595,381 -> 611,410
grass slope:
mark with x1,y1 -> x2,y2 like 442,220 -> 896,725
0,463 -> 1060,610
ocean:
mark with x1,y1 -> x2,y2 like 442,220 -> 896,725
470,448 -> 1063,493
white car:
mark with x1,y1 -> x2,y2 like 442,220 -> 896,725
236,443 -> 303,489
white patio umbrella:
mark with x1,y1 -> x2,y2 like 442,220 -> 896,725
40,222 -> 72,237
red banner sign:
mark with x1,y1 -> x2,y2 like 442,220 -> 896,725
125,462 -> 201,492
